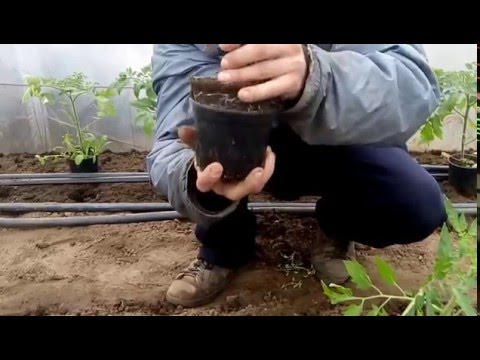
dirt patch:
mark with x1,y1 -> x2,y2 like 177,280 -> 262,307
0,150 -> 474,316
0,213 -> 441,316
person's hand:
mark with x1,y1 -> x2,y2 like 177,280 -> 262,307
178,126 -> 276,201
217,44 -> 309,103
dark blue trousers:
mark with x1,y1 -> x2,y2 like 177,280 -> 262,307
196,124 -> 447,269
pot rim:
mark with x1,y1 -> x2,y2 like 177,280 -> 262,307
190,97 -> 281,117
448,153 -> 477,169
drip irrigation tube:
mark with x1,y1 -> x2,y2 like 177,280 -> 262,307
0,204 -> 476,229
0,165 -> 449,186
0,172 -> 148,179
0,173 -> 448,186
0,201 -> 475,213
0,166 -> 450,180
0,176 -> 149,186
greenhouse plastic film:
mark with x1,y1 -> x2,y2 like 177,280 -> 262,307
0,44 -> 154,154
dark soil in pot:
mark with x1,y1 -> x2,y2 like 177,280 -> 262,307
190,77 -> 285,182
448,153 -> 477,197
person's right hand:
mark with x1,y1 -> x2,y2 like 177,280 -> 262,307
178,126 -> 276,201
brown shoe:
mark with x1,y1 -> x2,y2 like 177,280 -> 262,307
166,259 -> 233,308
311,228 -> 355,285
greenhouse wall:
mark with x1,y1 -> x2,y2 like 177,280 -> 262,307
0,44 -> 476,154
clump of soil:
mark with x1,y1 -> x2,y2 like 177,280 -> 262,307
191,76 -> 285,113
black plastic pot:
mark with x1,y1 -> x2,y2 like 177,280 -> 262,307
448,153 -> 477,197
190,77 -> 283,181
68,157 -> 100,173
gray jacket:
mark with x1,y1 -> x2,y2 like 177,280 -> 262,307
147,44 -> 440,226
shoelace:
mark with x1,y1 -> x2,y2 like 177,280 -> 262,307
179,260 -> 213,278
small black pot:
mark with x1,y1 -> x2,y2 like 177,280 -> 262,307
68,157 -> 100,173
448,153 -> 477,197
190,77 -> 282,181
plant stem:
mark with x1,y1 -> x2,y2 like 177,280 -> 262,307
68,94 -> 84,149
349,294 -> 413,302
401,299 -> 416,316
395,283 -> 407,297
461,101 -> 470,160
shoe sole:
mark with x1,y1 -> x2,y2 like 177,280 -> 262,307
166,288 -> 225,308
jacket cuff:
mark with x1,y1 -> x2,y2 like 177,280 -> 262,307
285,44 -> 329,116
181,157 -> 240,226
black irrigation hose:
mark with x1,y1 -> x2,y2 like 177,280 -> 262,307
0,166 -> 450,180
0,201 -> 475,214
0,176 -> 150,186
0,212 -> 183,228
0,173 -> 449,186
0,172 -> 147,179
0,165 -> 449,185
0,204 -> 476,229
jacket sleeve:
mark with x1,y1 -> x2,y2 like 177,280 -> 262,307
146,44 -> 240,227
282,44 -> 441,146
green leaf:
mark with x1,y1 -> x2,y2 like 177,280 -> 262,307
433,224 -> 454,279
425,291 -> 435,316
457,213 -> 468,233
374,256 -> 396,286
344,261 -> 372,290
444,197 -> 461,233
97,100 -> 117,118
344,303 -> 363,316
467,219 -> 477,237
321,282 -> 353,304
133,83 -> 142,99
420,122 -> 435,143
452,288 -> 476,316
74,154 -> 84,165
146,84 -> 156,100
366,304 -> 380,316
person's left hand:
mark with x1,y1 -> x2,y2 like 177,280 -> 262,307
217,44 -> 309,103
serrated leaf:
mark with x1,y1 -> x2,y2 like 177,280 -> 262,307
321,282 -> 353,304
374,256 -> 396,286
433,224 -> 454,279
467,219 -> 477,237
344,261 -> 372,290
344,303 -> 363,316
444,197 -> 460,232
458,213 -> 468,233
452,288 -> 476,316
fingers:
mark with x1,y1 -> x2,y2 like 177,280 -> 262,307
218,57 -> 293,84
221,44 -> 294,70
178,126 -> 198,149
196,162 -> 223,193
238,73 -> 302,102
211,147 -> 276,201
261,146 -> 276,183
218,44 -> 243,52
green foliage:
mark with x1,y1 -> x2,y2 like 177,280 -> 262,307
322,197 -> 477,316
112,65 -> 157,137
22,72 -> 117,166
420,62 -> 477,163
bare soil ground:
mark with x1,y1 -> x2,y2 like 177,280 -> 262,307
0,151 -> 475,316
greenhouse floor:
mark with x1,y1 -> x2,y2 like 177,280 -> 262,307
0,150 -> 476,316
